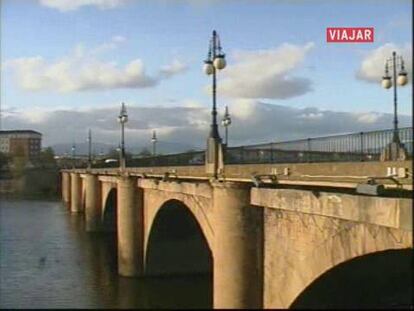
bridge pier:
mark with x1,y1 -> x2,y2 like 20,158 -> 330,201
117,176 -> 144,277
85,174 -> 102,232
70,173 -> 82,213
212,181 -> 263,309
61,172 -> 71,207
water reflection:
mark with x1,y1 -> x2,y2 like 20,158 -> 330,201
0,200 -> 211,309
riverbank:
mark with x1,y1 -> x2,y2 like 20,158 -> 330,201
0,168 -> 60,200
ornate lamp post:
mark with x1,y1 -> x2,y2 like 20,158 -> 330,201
221,105 -> 232,146
118,102 -> 128,170
71,143 -> 76,168
380,51 -> 408,161
87,129 -> 92,169
203,30 -> 226,177
151,130 -> 157,156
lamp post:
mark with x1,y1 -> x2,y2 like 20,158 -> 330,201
71,143 -> 76,168
204,30 -> 226,140
203,30 -> 226,177
87,129 -> 92,169
118,102 -> 128,170
381,51 -> 408,161
151,130 -> 157,156
221,105 -> 231,146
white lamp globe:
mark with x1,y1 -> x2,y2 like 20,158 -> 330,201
223,118 -> 231,126
203,61 -> 214,75
118,115 -> 128,123
382,77 -> 392,89
213,55 -> 226,70
397,72 -> 408,86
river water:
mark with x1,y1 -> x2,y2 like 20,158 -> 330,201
0,200 -> 211,309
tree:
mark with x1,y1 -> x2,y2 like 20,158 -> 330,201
185,149 -> 197,153
0,152 -> 9,169
11,145 -> 28,178
37,147 -> 57,167
138,148 -> 152,157
106,148 -> 120,159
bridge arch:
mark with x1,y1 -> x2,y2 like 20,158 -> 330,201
81,179 -> 86,211
102,188 -> 117,232
290,248 -> 412,308
145,199 -> 213,277
281,221 -> 412,308
100,181 -> 117,226
82,187 -> 86,212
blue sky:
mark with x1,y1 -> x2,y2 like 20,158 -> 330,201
0,0 -> 412,149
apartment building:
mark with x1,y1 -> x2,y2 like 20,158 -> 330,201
0,130 -> 42,158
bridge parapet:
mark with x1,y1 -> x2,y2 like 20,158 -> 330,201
62,160 -> 413,191
138,178 -> 212,198
252,188 -> 412,230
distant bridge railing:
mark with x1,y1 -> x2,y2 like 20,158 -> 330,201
225,126 -> 413,164
90,127 -> 413,168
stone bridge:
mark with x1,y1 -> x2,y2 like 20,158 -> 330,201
61,160 -> 413,308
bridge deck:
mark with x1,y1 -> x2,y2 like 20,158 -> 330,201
64,160 -> 413,191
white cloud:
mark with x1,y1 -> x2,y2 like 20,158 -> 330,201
4,100 -> 411,149
4,40 -> 186,93
228,99 -> 258,120
39,0 -> 131,12
160,59 -> 188,78
112,35 -> 127,43
299,112 -> 324,120
6,56 -> 156,92
181,99 -> 204,108
356,112 -> 383,124
90,36 -> 127,55
356,43 -> 412,83
217,42 -> 314,99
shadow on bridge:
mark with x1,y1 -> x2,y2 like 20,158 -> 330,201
103,188 -> 117,232
290,249 -> 413,309
102,188 -> 118,270
145,199 -> 213,308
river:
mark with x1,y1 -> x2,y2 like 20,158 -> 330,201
0,200 -> 211,309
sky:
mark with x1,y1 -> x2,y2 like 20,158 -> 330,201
0,0 -> 412,153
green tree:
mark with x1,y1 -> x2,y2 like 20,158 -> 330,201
125,151 -> 132,162
11,146 -> 27,179
185,149 -> 197,153
106,148 -> 120,159
35,147 -> 57,167
0,152 -> 9,169
138,148 -> 152,157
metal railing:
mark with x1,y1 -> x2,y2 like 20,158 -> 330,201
225,127 -> 412,164
127,150 -> 205,168
87,127 -> 412,168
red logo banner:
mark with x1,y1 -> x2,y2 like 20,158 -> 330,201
327,27 -> 374,43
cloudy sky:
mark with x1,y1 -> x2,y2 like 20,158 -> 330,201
1,0 -> 412,152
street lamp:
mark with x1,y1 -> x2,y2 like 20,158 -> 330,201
381,51 -> 408,161
221,105 -> 231,146
87,129 -> 92,169
203,30 -> 226,177
71,143 -> 76,168
118,102 -> 128,170
151,130 -> 157,156
71,144 -> 76,157
204,30 -> 226,140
